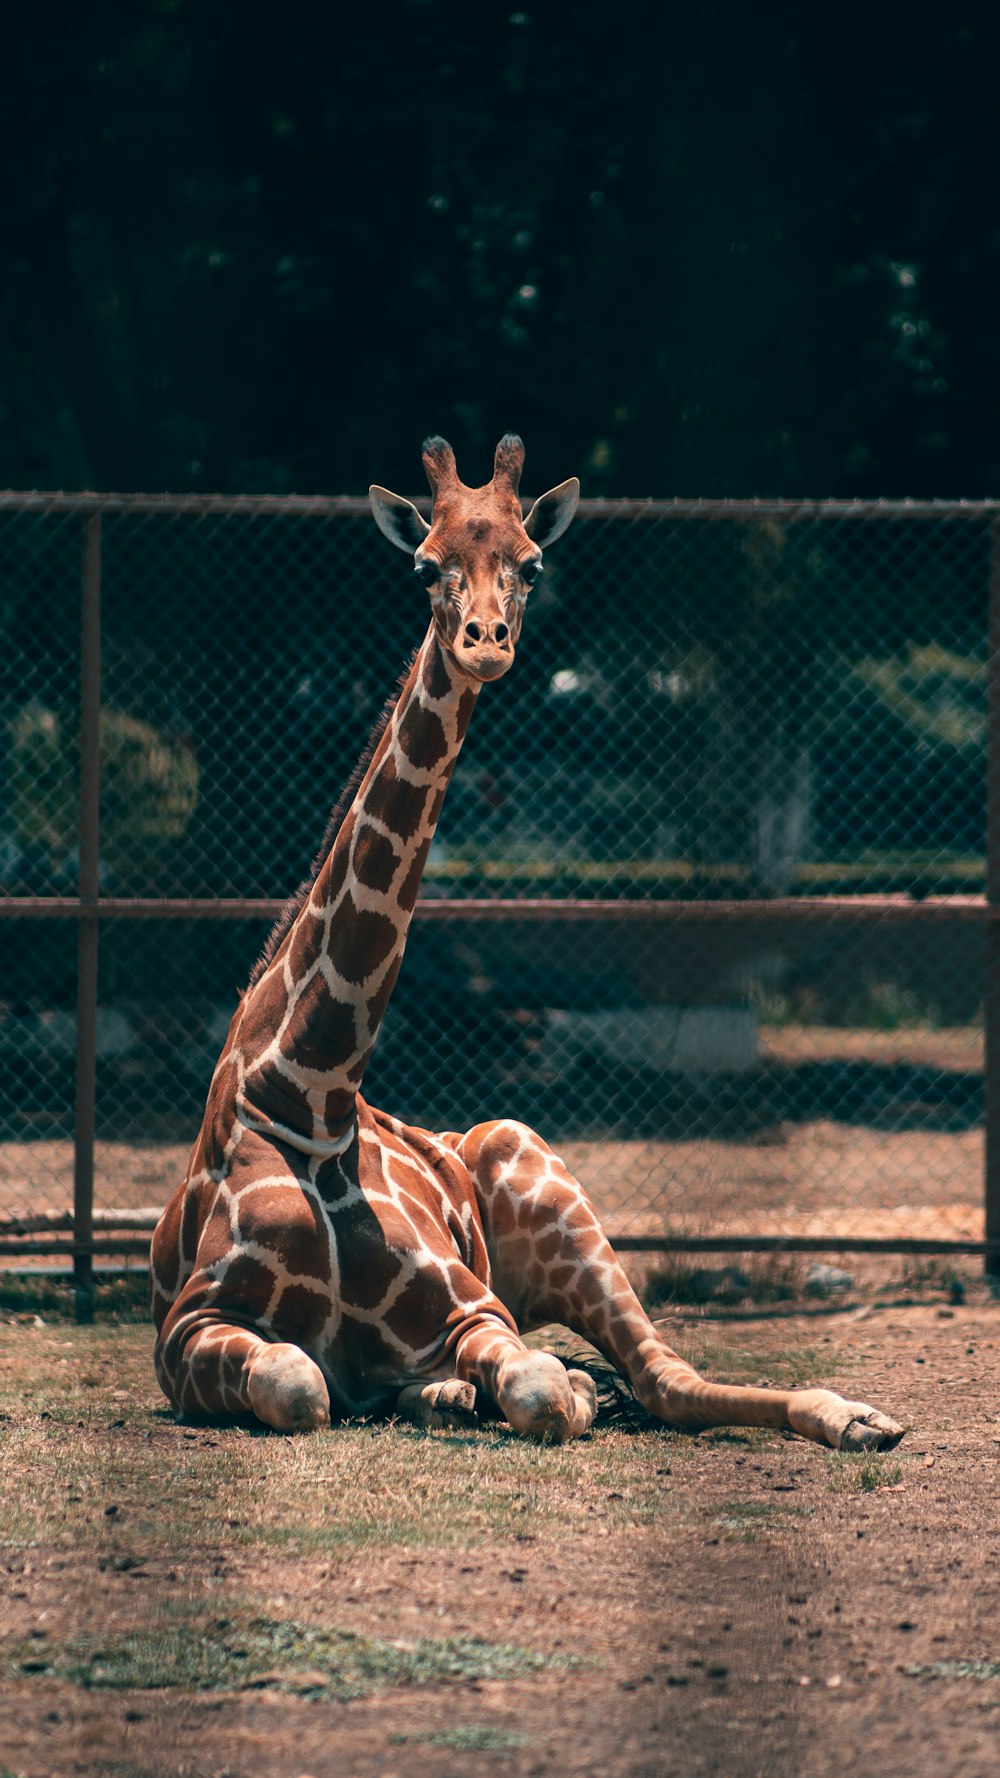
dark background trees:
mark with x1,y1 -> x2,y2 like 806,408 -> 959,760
1,0 -> 998,500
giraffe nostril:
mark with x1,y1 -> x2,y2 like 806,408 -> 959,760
494,622 -> 510,645
464,621 -> 482,645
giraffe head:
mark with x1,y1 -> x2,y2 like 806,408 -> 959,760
369,435 -> 579,682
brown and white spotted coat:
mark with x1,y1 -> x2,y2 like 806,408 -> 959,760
151,437 -> 903,1453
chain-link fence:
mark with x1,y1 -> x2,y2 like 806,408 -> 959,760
1,494 -> 997,1282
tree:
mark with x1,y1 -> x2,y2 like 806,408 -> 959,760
0,3 -> 997,498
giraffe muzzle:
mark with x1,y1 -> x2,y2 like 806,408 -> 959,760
458,618 -> 514,681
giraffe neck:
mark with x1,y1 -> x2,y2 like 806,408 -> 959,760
232,624 -> 481,1154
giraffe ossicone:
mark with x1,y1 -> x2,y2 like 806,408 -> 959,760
151,438 -> 905,1455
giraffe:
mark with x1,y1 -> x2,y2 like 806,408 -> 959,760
150,435 -> 904,1453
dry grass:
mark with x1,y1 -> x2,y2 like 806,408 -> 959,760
657,1330 -> 831,1391
642,1251 -> 808,1310
0,1316 -> 679,1713
0,1322 -> 678,1571
0,1297 -> 834,1561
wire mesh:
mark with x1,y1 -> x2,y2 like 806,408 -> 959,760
0,497 -> 992,1256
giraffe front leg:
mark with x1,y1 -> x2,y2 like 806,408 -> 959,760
156,1316 -> 330,1432
453,1319 -> 597,1443
246,1341 -> 330,1431
494,1347 -> 598,1442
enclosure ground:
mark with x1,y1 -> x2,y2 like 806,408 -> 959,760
2,1276 -> 1000,1777
0,1112 -> 986,1259
1,1024 -> 985,1253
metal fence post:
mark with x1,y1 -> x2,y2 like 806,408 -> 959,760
986,517 -> 1000,1276
73,512 -> 102,1319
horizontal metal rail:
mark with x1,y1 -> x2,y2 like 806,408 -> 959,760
611,1236 -> 999,1255
0,894 -> 993,922
0,1239 -> 152,1258
1,491 -> 1000,519
0,1210 -> 161,1235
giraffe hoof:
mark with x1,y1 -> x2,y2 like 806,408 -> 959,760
565,1368 -> 599,1436
787,1388 -> 905,1451
839,1410 -> 906,1453
497,1352 -> 595,1443
247,1343 -> 330,1433
424,1379 -> 479,1430
395,1379 -> 479,1431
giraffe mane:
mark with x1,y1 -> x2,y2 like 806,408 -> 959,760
247,650 -> 419,989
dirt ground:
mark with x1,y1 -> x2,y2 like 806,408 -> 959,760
3,1271 -> 1000,1778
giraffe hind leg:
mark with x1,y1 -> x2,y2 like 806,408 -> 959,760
457,1120 -> 905,1452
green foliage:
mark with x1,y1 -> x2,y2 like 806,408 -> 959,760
7,703 -> 68,860
9,700 -> 198,881
0,10 -> 997,497
852,645 -> 985,755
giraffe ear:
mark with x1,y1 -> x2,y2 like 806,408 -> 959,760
523,478 -> 580,548
369,486 -> 431,553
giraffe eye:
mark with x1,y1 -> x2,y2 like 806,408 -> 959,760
519,559 -> 542,585
416,559 -> 441,586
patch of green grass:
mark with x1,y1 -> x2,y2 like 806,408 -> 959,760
828,1452 -> 904,1493
710,1498 -> 811,1541
701,1428 -> 772,1449
3,1616 -> 576,1697
844,979 -> 940,1032
895,1257 -> 968,1300
389,1726 -> 527,1752
905,1661 -> 1000,1683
